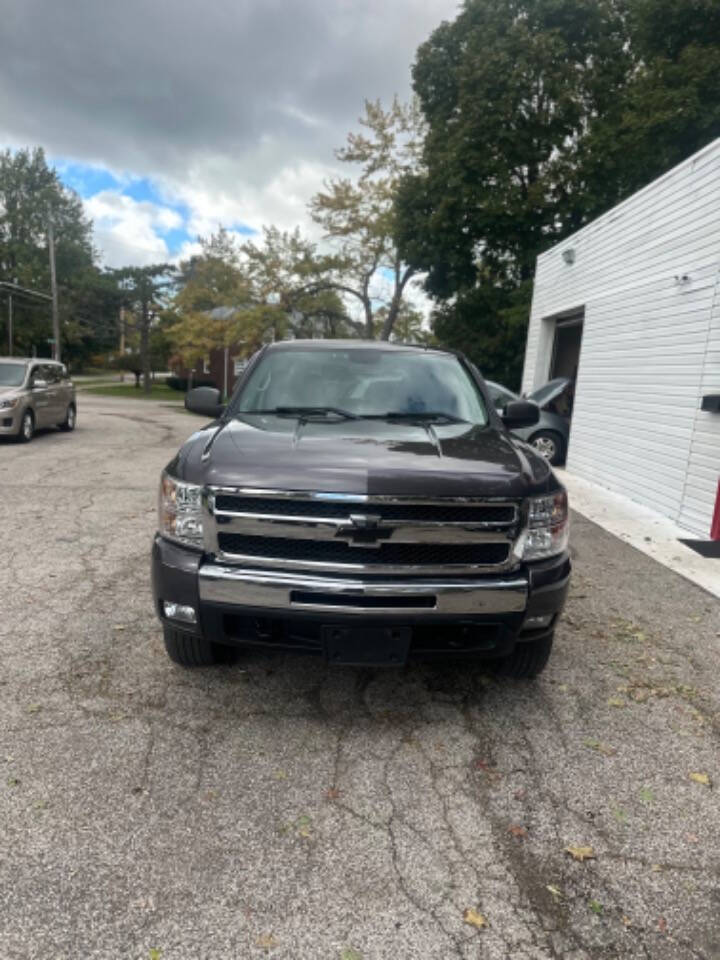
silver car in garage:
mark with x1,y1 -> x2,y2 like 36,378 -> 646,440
487,377 -> 573,466
0,358 -> 77,442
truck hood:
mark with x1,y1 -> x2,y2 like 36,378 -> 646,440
168,414 -> 558,499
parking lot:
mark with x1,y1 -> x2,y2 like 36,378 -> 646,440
1,395 -> 719,960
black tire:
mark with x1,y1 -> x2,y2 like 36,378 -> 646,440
59,403 -> 76,431
493,632 -> 554,679
528,430 -> 565,466
163,626 -> 219,667
17,409 -> 34,443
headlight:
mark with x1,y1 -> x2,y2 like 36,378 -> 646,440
521,490 -> 569,561
158,472 -> 204,547
0,398 -> 18,409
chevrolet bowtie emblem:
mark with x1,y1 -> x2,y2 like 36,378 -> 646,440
338,513 -> 390,546
349,513 -> 382,529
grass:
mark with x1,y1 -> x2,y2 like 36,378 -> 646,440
79,381 -> 185,403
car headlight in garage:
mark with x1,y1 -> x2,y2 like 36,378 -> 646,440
522,490 -> 569,561
158,472 -> 204,548
0,398 -> 18,409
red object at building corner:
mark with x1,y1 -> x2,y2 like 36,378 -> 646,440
711,479 -> 720,540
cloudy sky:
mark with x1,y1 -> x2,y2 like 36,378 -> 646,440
1,0 -> 460,267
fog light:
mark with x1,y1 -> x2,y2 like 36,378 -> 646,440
524,614 -> 553,630
163,601 -> 197,624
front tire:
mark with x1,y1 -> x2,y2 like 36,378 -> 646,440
529,430 -> 564,466
162,625 -> 222,667
59,404 -> 76,431
493,632 -> 554,679
18,409 -> 34,443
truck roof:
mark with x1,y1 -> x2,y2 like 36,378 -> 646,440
266,339 -> 451,355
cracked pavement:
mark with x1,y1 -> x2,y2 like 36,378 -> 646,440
1,395 -> 719,960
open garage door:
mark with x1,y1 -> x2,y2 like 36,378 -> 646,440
550,313 -> 584,381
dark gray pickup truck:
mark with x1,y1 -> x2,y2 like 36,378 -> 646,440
152,340 -> 570,677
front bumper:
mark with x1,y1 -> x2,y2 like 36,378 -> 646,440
152,535 -> 571,662
0,405 -> 22,435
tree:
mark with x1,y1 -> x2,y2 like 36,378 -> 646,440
114,264 -> 175,393
169,229 -> 257,374
240,226 -> 352,339
0,147 -> 102,361
396,0 -> 720,385
309,98 -> 425,340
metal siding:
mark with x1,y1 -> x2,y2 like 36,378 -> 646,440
522,138 -> 720,534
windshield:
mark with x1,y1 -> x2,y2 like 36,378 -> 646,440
233,348 -> 489,424
0,363 -> 27,387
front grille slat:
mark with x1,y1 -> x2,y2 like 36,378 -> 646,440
217,533 -> 509,567
214,495 -> 515,526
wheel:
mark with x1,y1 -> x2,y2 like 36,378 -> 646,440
59,404 -> 76,431
529,430 -> 564,466
18,409 -> 34,443
493,632 -> 554,679
162,625 -> 224,667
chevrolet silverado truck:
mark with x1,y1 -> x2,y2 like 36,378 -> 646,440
152,341 -> 570,677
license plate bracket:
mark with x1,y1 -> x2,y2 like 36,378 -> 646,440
322,624 -> 412,666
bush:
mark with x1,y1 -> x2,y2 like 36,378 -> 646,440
166,376 -> 217,392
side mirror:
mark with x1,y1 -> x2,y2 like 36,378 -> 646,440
502,399 -> 540,429
32,378 -> 48,389
185,386 -> 225,418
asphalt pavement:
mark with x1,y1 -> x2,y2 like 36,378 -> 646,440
1,396 -> 719,960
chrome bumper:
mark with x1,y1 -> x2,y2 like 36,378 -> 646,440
198,564 -> 528,616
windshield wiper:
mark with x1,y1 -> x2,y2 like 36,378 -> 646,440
241,406 -> 359,420
364,411 -> 467,424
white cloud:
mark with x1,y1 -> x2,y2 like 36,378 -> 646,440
84,191 -> 182,267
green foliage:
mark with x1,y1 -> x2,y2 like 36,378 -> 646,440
169,227 -> 354,368
112,263 -> 175,392
310,98 -> 424,339
397,0 -> 720,384
0,147 -> 112,365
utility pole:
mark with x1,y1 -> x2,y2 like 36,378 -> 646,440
47,215 -> 60,362
7,294 -> 12,356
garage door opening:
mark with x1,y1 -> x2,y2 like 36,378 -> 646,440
551,313 -> 584,380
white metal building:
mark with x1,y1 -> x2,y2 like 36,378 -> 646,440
522,139 -> 720,538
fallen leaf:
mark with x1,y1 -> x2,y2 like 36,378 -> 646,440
508,825 -> 528,839
622,916 -> 632,927
565,845 -> 596,862
273,770 -> 288,780
26,704 -> 41,714
658,917 -> 668,935
463,907 -> 488,929
113,624 -> 126,631
148,950 -> 162,960
340,950 -> 363,960
639,787 -> 654,804
686,833 -> 700,844
607,697 -> 626,708
584,738 -> 617,756
589,899 -> 603,916
689,772 -> 711,787
651,864 -> 662,873
546,885 -> 564,900
257,933 -> 278,949
295,814 -> 312,838
326,786 -> 341,801
6,776 -> 20,787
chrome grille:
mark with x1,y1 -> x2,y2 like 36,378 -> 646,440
216,534 -> 510,567
205,488 -> 522,574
